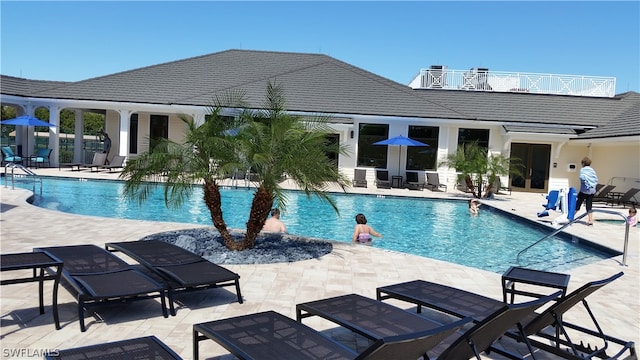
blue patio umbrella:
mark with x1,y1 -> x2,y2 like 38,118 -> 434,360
1,115 -> 56,157
373,135 -> 428,175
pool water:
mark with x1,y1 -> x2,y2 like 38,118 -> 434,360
8,176 -> 612,273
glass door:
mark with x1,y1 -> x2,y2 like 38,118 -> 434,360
509,143 -> 551,192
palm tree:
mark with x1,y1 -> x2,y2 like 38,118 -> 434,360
439,141 -> 518,198
120,82 -> 350,251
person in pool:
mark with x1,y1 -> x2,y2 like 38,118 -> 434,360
262,208 -> 287,233
628,207 -> 637,227
352,213 -> 382,244
469,198 -> 480,215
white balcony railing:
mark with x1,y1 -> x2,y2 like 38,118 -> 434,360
409,67 -> 616,97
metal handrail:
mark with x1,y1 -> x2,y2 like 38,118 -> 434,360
3,163 -> 42,195
517,209 -> 631,266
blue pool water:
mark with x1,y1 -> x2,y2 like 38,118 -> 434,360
8,176 -> 612,273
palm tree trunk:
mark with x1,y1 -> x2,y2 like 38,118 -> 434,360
243,185 -> 274,249
203,180 -> 237,250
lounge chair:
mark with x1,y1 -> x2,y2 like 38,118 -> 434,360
99,155 -> 126,172
615,188 -> 640,207
426,172 -> 447,192
494,177 -> 512,195
30,148 -> 52,168
35,244 -> 169,332
296,293 -> 556,360
70,152 -> 107,172
45,336 -> 182,360
1,146 -> 22,165
375,170 -> 391,189
106,240 -> 242,316
405,171 -> 424,190
592,185 -> 616,203
352,168 -> 368,188
194,309 -> 469,360
376,272 -> 636,359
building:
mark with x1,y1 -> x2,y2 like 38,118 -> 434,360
1,49 -> 638,194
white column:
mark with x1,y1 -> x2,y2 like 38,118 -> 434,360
118,110 -> 131,157
48,106 -> 61,167
74,110 -> 84,163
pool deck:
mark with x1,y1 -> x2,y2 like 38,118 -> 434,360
1,168 -> 638,359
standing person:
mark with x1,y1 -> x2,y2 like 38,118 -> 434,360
352,213 -> 382,244
576,156 -> 598,226
102,132 -> 112,165
262,208 -> 287,233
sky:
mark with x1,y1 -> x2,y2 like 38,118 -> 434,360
1,1 -> 638,94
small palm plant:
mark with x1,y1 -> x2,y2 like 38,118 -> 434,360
439,141 -> 517,198
120,81 -> 350,250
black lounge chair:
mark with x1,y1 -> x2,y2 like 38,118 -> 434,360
99,155 -> 126,172
352,168 -> 368,188
106,240 -> 242,316
375,170 -> 391,189
426,172 -> 447,192
615,187 -> 640,207
296,293 -> 556,360
405,171 -> 424,190
70,152 -> 107,172
193,310 -> 468,360
36,244 -> 168,332
46,336 -> 182,359
377,272 -> 636,359
592,185 -> 616,203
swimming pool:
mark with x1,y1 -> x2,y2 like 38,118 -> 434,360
8,176 -> 612,273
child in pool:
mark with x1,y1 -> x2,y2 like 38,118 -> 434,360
352,213 -> 382,244
628,207 -> 637,227
469,198 -> 480,215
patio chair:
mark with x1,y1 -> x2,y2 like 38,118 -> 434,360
99,155 -> 126,172
352,168 -> 368,188
376,272 -> 636,359
106,240 -> 242,316
426,172 -> 447,192
35,244 -> 169,332
193,310 -> 468,360
70,152 -> 107,172
31,148 -> 52,168
375,170 -> 391,189
296,293 -> 556,360
45,336 -> 182,360
616,188 -> 640,207
592,185 -> 616,203
1,146 -> 22,165
494,177 -> 511,195
405,171 -> 424,190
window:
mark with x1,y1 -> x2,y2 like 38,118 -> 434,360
149,115 -> 169,150
129,114 -> 138,154
458,128 -> 489,149
356,123 -> 388,168
406,126 -> 439,170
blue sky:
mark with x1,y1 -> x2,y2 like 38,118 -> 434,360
2,1 -> 638,93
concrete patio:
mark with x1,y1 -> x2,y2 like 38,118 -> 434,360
1,167 -> 637,359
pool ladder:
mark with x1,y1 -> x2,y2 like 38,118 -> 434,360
516,209 -> 631,267
3,163 -> 42,195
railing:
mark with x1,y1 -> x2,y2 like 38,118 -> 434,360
517,209 -> 631,266
3,163 -> 42,195
409,68 -> 616,97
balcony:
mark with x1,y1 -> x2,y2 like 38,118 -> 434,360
409,67 -> 616,97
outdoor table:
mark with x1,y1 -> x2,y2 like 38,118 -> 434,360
392,175 -> 403,188
0,251 -> 63,329
501,266 -> 570,304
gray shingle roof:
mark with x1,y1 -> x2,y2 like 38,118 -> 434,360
18,49 -> 467,120
575,92 -> 640,139
1,76 -> 68,96
1,49 -> 638,139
